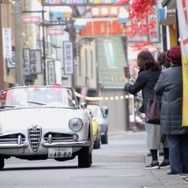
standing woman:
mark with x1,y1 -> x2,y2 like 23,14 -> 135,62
154,46 -> 188,174
124,50 -> 169,169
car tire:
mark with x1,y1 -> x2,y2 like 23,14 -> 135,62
78,146 -> 92,168
93,137 -> 101,149
101,130 -> 108,144
0,157 -> 4,169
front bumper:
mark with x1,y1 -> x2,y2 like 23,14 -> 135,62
0,141 -> 92,149
42,141 -> 92,147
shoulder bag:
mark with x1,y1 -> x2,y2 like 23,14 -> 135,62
145,96 -> 161,125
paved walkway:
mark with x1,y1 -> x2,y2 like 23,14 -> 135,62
145,154 -> 188,187
110,131 -> 188,188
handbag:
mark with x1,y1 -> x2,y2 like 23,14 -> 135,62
145,96 -> 161,125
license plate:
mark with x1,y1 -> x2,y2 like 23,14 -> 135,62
48,148 -> 72,158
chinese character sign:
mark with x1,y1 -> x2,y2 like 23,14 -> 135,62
2,28 -> 12,59
23,48 -> 30,75
63,42 -> 73,74
6,47 -> 15,69
47,61 -> 56,85
29,50 -> 42,74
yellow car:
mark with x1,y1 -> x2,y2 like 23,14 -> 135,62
91,118 -> 101,149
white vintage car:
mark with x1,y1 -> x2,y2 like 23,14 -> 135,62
0,85 -> 93,169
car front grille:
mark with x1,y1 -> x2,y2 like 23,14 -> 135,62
44,132 -> 77,143
28,125 -> 42,152
0,134 -> 25,144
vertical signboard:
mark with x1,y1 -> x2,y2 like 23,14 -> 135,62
23,48 -> 30,75
63,41 -> 73,74
2,28 -> 12,59
30,50 -> 42,74
47,61 -> 56,85
6,47 -> 15,69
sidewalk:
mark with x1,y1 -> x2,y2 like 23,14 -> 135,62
145,155 -> 188,187
110,131 -> 188,187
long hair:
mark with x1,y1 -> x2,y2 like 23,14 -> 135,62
137,50 -> 160,71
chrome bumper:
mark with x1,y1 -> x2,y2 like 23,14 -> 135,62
0,141 -> 92,149
0,144 -> 28,149
42,141 -> 92,147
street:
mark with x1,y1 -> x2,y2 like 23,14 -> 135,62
0,131 -> 187,188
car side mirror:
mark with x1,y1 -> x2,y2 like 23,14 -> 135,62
80,102 -> 87,109
101,106 -> 109,118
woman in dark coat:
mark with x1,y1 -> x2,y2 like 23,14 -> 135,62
154,46 -> 188,175
124,50 -> 169,169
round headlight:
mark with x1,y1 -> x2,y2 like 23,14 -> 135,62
69,118 -> 83,132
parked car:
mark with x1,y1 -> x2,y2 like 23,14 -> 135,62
91,118 -> 101,149
87,105 -> 109,144
87,108 -> 101,149
0,85 -> 93,169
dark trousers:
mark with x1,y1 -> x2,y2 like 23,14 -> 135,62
168,134 -> 188,173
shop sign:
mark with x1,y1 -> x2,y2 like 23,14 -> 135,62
23,48 -> 30,75
79,19 -> 124,37
91,6 -> 123,17
6,48 -> 15,69
47,61 -> 56,85
47,28 -> 64,35
2,28 -> 12,59
30,50 -> 42,74
22,16 -> 41,24
63,41 -> 73,74
42,0 -> 120,6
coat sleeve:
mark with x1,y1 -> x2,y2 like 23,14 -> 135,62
124,72 -> 146,95
154,72 -> 165,95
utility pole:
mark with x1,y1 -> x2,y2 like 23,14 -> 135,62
42,6 -> 46,85
14,0 -> 24,85
22,9 -> 46,85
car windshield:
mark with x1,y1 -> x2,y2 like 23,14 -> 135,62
87,105 -> 103,118
0,86 -> 78,109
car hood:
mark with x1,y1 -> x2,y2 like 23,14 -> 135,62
0,108 -> 84,133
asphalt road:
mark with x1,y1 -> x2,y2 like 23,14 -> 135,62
0,131 -> 187,188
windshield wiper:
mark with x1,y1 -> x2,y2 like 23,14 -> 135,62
1,105 -> 16,108
27,100 -> 46,105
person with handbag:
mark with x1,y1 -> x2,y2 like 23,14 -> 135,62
154,46 -> 188,175
123,50 -> 169,169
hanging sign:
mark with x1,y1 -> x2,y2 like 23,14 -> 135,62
6,47 -> 15,69
47,28 -> 64,35
23,48 -> 30,75
47,61 -> 56,85
22,16 -> 41,24
42,0 -> 120,6
30,50 -> 42,74
2,28 -> 12,59
63,41 -> 73,74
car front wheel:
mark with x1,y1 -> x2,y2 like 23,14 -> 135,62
78,146 -> 92,168
101,130 -> 108,144
0,156 -> 4,169
93,137 -> 101,149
